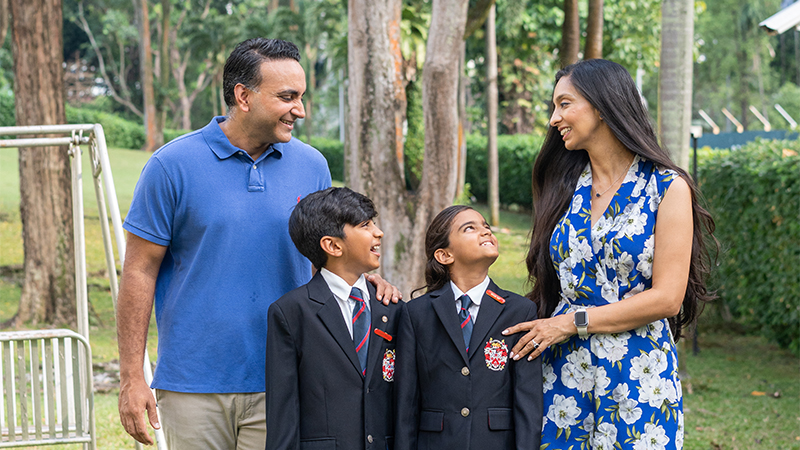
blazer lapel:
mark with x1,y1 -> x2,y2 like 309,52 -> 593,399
430,285 -> 470,365
467,281 -> 506,361
309,273 -> 363,376
366,283 -> 390,383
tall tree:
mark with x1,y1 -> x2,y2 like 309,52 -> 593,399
486,4 -> 499,226
10,0 -> 77,325
659,0 -> 694,168
347,0 -> 468,294
585,0 -> 603,59
136,0 -> 160,151
560,0 -> 579,67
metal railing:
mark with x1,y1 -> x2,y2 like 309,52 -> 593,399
0,124 -> 166,449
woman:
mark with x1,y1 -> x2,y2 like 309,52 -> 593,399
502,59 -> 716,449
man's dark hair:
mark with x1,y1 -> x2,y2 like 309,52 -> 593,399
289,187 -> 378,270
223,38 -> 301,108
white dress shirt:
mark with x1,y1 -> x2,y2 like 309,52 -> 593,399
320,268 -> 371,338
450,276 -> 490,322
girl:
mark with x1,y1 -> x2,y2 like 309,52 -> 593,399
394,205 -> 542,450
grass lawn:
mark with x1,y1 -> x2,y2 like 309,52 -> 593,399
1,147 -> 798,449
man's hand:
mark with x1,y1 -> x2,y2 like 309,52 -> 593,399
118,377 -> 160,445
366,273 -> 402,305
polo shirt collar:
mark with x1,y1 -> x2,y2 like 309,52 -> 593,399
202,116 -> 282,161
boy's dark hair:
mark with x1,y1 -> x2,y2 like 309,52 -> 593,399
223,38 -> 301,108
289,187 -> 378,270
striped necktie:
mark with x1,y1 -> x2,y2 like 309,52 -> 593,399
350,287 -> 370,376
458,294 -> 474,353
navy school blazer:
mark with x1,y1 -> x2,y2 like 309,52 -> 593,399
394,280 -> 543,450
266,272 -> 402,450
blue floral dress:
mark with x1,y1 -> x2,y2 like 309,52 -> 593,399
540,155 -> 684,450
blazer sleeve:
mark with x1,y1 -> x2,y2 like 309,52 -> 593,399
394,303 -> 420,450
265,302 -> 301,450
512,300 -> 543,450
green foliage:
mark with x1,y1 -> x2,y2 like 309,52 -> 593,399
465,133 -> 543,207
698,138 -> 800,354
65,105 -> 187,150
404,79 -> 425,189
0,90 -> 14,127
311,136 -> 344,182
768,83 -> 800,130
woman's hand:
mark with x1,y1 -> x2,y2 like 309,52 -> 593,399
502,314 -> 576,361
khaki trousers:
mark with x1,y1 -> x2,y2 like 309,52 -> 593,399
156,390 -> 266,450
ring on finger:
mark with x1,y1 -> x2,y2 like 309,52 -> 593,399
532,340 -> 540,350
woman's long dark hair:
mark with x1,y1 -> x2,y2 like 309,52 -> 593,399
526,59 -> 717,341
412,205 -> 475,297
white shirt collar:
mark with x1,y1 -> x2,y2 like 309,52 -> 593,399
320,268 -> 371,304
450,276 -> 490,306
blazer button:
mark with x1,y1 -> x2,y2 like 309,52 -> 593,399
461,366 -> 470,376
367,434 -> 374,443
461,407 -> 470,417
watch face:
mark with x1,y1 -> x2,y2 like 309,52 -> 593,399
575,310 -> 588,327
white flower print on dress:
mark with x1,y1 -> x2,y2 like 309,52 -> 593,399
568,224 -> 593,264
636,235 -> 655,279
634,422 -> 670,450
635,319 -> 665,339
543,363 -> 556,393
676,411 -> 685,449
646,175 -> 662,212
619,397 -> 644,424
547,394 -> 581,429
638,375 -> 676,407
572,194 -> 584,214
612,383 -> 631,402
562,347 -> 595,393
616,251 -> 635,283
542,158 -> 683,450
630,352 -> 660,381
592,332 -> 630,363
595,422 -> 619,450
559,261 -> 580,301
594,365 -> 611,396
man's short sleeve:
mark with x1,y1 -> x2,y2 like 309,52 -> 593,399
123,156 -> 176,247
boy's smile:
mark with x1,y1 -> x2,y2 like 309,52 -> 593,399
339,219 -> 383,276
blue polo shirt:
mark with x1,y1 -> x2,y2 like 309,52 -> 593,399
123,117 -> 331,393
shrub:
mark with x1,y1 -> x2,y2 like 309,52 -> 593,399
310,137 -> 344,182
0,90 -> 14,127
465,133 -> 543,208
698,138 -> 800,354
66,105 -> 189,150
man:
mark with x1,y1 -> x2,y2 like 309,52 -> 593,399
116,38 -> 399,449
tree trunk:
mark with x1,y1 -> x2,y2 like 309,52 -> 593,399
0,0 -> 9,46
347,0 -> 467,295
10,0 -> 76,326
658,0 -> 693,169
585,0 -> 603,59
347,0 -> 410,290
486,4 -> 499,227
560,0 -> 580,68
137,0 -> 161,151
455,39 -> 467,200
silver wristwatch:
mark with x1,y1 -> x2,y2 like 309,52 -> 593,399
574,308 -> 589,338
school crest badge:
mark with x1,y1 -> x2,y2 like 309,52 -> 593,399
484,338 -> 508,371
382,349 -> 396,382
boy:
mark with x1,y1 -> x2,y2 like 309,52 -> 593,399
266,187 -> 401,450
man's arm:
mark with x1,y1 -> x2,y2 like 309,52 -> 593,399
117,233 -> 167,445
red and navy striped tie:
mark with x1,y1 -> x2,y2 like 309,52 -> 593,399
458,294 -> 474,353
350,287 -> 370,376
